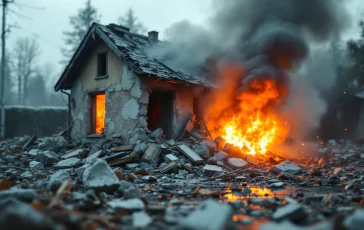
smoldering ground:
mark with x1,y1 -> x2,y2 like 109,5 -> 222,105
147,0 -> 352,157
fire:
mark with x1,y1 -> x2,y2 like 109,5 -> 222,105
95,94 -> 105,134
220,78 -> 288,155
206,64 -> 289,156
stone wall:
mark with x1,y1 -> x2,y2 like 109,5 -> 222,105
5,106 -> 67,138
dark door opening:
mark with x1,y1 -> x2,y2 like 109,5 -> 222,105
147,90 -> 174,139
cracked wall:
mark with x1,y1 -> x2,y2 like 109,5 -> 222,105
70,40 -> 206,142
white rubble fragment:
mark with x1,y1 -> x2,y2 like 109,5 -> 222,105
214,151 -> 228,161
54,157 -> 82,169
27,149 -> 41,157
61,149 -> 86,159
180,199 -> 233,230
270,182 -> 284,188
107,198 -> 145,211
344,208 -> 364,230
270,161 -> 302,175
126,163 -> 140,169
165,154 -> 178,163
203,164 -> 222,177
193,142 -> 209,158
82,158 -> 120,193
29,161 -> 44,169
132,211 -> 152,228
272,203 -> 306,221
47,170 -> 71,190
227,158 -> 248,169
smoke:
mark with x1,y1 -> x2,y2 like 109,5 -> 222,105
148,0 -> 352,156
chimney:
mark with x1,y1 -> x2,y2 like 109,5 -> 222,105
148,31 -> 159,43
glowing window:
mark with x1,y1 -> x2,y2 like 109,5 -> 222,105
93,94 -> 105,134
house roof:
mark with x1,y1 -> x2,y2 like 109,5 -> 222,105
54,23 -> 214,92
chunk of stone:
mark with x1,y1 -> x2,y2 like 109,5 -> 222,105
47,170 -> 71,192
132,211 -> 152,228
165,154 -> 178,163
20,171 -> 33,179
38,151 -> 59,166
270,161 -> 302,175
139,162 -> 154,171
54,157 -> 82,169
141,144 -> 162,167
85,150 -> 103,164
214,151 -> 228,161
150,128 -> 163,139
180,199 -> 233,230
193,142 -> 209,158
344,208 -> 364,230
111,145 -> 134,152
29,161 -> 44,169
159,161 -> 178,174
119,181 -> 142,199
0,188 -> 38,202
107,198 -> 144,211
227,158 -> 248,169
27,149 -> 41,157
82,158 -> 120,193
0,198 -> 54,230
203,164 -> 222,177
133,142 -> 148,153
214,136 -> 226,148
126,163 -> 139,169
272,203 -> 306,221
270,182 -> 284,188
177,144 -> 203,164
61,149 -> 86,159
75,164 -> 89,178
202,140 -> 217,154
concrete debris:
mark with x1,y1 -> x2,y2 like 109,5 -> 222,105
111,145 -> 134,152
270,161 -> 302,175
164,154 -> 179,163
82,158 -> 120,193
61,149 -> 86,159
227,158 -> 248,169
246,154 -> 258,165
193,142 -> 210,158
29,161 -> 44,169
47,170 -> 71,192
214,151 -> 228,161
20,171 -> 33,179
38,151 -> 60,166
203,164 -> 222,177
126,163 -> 140,169
141,144 -> 162,166
177,144 -> 203,164
344,208 -> 364,230
132,211 -> 152,228
180,200 -> 233,230
159,160 -> 178,174
150,128 -> 163,140
54,157 -> 82,169
85,150 -> 103,163
107,198 -> 145,211
0,188 -> 38,202
272,203 -> 306,221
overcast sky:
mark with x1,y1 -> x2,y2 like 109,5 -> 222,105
5,0 -> 364,86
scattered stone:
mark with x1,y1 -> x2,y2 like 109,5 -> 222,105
119,181 -> 142,199
193,142 -> 209,158
246,154 -> 258,165
270,161 -> 302,175
61,149 -> 86,159
26,149 -> 41,157
139,162 -> 154,171
227,158 -> 248,169
29,161 -> 44,169
180,200 -> 233,230
141,144 -> 162,167
270,182 -> 284,188
164,154 -> 178,163
177,144 -> 203,164
85,150 -> 103,164
150,128 -> 163,140
132,211 -> 152,228
126,163 -> 140,169
0,188 -> 38,202
38,151 -> 59,166
82,158 -> 120,193
272,203 -> 306,221
214,136 -> 226,148
344,208 -> 364,230
202,140 -> 217,154
47,170 -> 71,192
20,171 -> 33,179
107,198 -> 144,211
214,151 -> 228,161
203,165 -> 222,177
54,157 -> 82,169
159,161 -> 178,174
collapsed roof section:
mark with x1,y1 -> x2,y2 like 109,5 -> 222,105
54,23 -> 214,92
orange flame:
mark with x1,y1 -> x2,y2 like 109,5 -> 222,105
95,94 -> 105,134
206,64 -> 289,156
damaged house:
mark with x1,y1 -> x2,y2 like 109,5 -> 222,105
54,23 -> 212,142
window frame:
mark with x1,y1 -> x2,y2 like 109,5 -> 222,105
96,51 -> 108,79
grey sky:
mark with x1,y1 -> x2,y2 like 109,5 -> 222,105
5,0 -> 364,86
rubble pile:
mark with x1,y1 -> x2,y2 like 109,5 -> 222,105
1,133 -> 364,230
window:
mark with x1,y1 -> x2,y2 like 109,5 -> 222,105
89,93 -> 106,134
97,52 -> 107,77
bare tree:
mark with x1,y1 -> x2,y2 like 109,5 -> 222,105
117,8 -> 147,34
12,37 -> 40,105
62,0 -> 100,63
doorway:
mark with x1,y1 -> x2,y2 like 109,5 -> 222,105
147,90 -> 174,139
